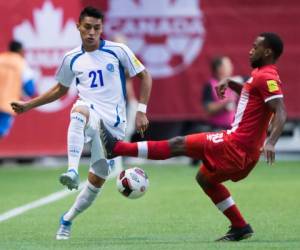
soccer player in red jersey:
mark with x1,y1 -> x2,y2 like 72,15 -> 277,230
99,32 -> 286,241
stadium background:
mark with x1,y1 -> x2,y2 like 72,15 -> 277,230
0,1 -> 299,249
0,0 -> 299,157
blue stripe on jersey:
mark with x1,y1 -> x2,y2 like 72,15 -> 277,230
113,105 -> 121,127
99,46 -> 127,100
119,64 -> 127,100
70,47 -> 85,71
99,47 -> 118,60
56,49 -> 82,76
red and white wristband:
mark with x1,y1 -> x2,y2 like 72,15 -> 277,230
137,103 -> 147,113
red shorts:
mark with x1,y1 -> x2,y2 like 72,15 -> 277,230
185,131 -> 260,183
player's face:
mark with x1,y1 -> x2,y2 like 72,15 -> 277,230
78,16 -> 103,51
249,36 -> 265,68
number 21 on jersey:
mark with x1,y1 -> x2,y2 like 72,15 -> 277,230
89,70 -> 104,88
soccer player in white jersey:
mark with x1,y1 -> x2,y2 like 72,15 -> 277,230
11,6 -> 152,240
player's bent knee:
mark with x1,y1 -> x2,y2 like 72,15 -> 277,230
88,171 -> 106,188
71,106 -> 90,124
195,171 -> 212,189
89,159 -> 110,187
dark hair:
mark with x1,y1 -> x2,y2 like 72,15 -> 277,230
9,40 -> 23,52
211,56 -> 225,75
79,6 -> 104,23
260,32 -> 284,60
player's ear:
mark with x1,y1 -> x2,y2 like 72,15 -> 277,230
265,48 -> 272,57
76,22 -> 80,30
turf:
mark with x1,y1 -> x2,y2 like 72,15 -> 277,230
0,161 -> 299,250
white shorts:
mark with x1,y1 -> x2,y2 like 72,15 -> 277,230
71,99 -> 126,179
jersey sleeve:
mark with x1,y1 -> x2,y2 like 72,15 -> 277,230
256,75 -> 283,103
117,44 -> 145,77
55,54 -> 75,87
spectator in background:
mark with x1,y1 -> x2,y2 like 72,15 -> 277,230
0,40 -> 35,139
191,56 -> 241,166
202,56 -> 243,130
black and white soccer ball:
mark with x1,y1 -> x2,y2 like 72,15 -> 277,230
116,167 -> 149,199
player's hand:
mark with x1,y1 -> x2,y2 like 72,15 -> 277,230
261,142 -> 276,165
10,101 -> 31,114
135,112 -> 149,138
215,78 -> 229,99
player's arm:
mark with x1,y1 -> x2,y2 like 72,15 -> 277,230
11,83 -> 68,114
263,98 -> 287,165
136,69 -> 152,109
203,84 -> 233,115
215,78 -> 243,99
228,79 -> 243,95
117,42 -> 152,136
135,69 -> 152,136
12,50 -> 74,114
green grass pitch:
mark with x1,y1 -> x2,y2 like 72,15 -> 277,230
0,161 -> 299,250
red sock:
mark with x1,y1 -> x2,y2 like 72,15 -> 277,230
203,183 -> 247,228
223,205 -> 247,228
114,140 -> 171,159
114,141 -> 138,157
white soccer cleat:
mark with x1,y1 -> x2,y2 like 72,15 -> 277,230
59,169 -> 79,190
56,216 -> 72,240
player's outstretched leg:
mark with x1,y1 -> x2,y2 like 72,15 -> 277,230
99,120 -> 187,160
195,169 -> 254,242
56,177 -> 102,240
60,111 -> 87,190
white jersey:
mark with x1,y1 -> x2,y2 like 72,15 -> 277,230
55,39 -> 145,128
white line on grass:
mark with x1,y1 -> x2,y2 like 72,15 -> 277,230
0,182 -> 86,223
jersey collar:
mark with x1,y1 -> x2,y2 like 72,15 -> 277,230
258,64 -> 277,72
81,39 -> 105,52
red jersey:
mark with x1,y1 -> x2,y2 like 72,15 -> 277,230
228,65 -> 283,154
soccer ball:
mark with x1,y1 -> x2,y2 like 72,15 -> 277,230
116,167 -> 149,199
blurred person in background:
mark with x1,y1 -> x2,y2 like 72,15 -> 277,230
190,56 -> 241,166
11,6 -> 152,240
203,56 -> 243,131
0,40 -> 35,139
